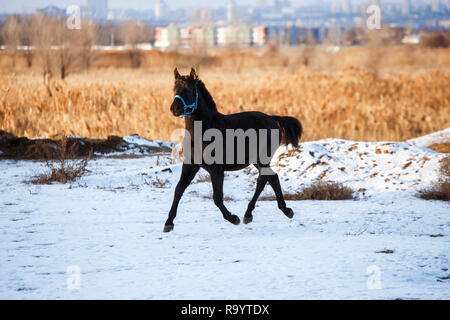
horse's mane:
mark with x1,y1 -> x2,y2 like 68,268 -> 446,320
196,79 -> 218,113
174,75 -> 218,113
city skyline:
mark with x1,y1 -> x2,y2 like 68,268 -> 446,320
0,0 -> 417,14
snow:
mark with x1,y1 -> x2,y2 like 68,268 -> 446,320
407,127 -> 450,147
0,138 -> 448,299
123,134 -> 173,150
91,135 -> 173,157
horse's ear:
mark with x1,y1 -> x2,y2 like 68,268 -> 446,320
174,68 -> 181,79
190,67 -> 198,80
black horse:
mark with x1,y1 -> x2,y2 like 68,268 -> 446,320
164,68 -> 302,232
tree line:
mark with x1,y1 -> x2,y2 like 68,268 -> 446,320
0,14 -> 154,79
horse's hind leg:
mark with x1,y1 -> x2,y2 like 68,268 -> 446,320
267,173 -> 294,219
164,164 -> 200,232
210,169 -> 240,226
244,174 -> 268,224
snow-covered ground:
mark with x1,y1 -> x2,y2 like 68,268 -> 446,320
0,137 -> 448,299
407,127 -> 450,147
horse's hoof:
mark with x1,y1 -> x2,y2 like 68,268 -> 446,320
163,224 -> 174,232
284,208 -> 294,219
230,215 -> 240,225
243,215 -> 253,224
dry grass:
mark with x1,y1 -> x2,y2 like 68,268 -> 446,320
260,181 -> 355,201
28,135 -> 92,184
0,46 -> 449,143
150,177 -> 171,188
428,143 -> 450,153
202,194 -> 234,202
195,173 -> 211,183
417,158 -> 450,202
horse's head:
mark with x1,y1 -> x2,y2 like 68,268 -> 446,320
171,67 -> 199,118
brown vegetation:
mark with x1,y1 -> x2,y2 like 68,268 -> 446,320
115,20 -> 153,68
0,16 -> 449,144
0,14 -> 98,79
260,181 -> 355,201
150,177 -> 171,188
420,32 -> 450,48
28,135 -> 91,184
0,130 -> 170,160
428,143 -> 450,153
0,47 -> 449,143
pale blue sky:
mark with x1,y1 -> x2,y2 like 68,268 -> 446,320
3,0 -> 250,13
0,0 -> 400,14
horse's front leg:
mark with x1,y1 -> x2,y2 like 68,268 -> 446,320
210,169 -> 240,226
244,173 -> 269,224
164,163 -> 200,232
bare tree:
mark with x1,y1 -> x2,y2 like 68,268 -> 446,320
96,21 -> 114,46
116,20 -> 152,68
76,19 -> 98,71
32,13 -> 56,79
53,17 -> 82,79
1,15 -> 21,69
20,15 -> 35,68
32,14 -> 96,80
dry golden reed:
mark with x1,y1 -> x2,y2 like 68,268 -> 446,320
1,47 -> 449,142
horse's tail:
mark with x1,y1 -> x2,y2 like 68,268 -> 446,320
271,115 -> 302,147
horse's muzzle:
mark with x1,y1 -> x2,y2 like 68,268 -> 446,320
170,101 -> 183,117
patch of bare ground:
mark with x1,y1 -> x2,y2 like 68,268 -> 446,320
27,135 -> 92,184
377,249 -> 394,254
0,130 -> 170,160
417,157 -> 450,201
260,181 -> 355,201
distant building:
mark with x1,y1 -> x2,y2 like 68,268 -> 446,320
402,0 -> 410,16
236,23 -> 252,46
227,0 -> 236,24
180,27 -> 194,48
431,0 -> 440,12
181,25 -> 215,48
199,24 -> 216,47
155,0 -> 168,20
341,0 -> 351,14
252,26 -> 267,46
87,0 -> 108,20
217,26 -> 236,46
217,24 -> 251,47
154,23 -> 179,48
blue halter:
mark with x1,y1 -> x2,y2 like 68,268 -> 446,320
173,86 -> 198,118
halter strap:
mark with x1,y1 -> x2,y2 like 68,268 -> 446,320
173,86 -> 198,119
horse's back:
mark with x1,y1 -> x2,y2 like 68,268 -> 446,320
218,111 -> 279,130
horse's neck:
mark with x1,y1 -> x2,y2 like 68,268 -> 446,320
184,93 -> 217,134
184,118 -> 196,134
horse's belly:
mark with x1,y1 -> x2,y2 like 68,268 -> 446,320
223,163 -> 250,171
